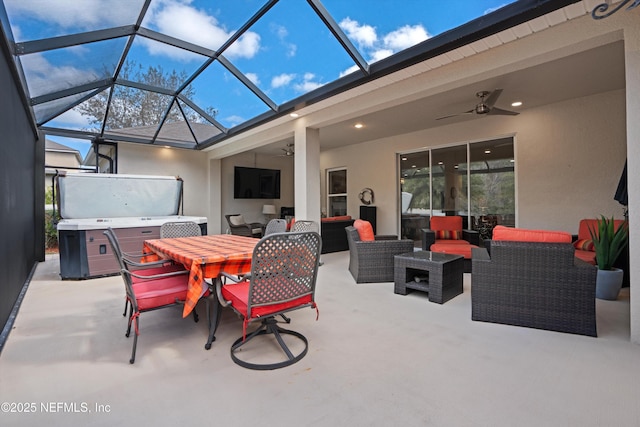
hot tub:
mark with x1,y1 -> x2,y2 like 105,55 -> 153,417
56,174 -> 207,279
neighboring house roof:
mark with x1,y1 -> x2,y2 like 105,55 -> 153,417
45,139 -> 83,167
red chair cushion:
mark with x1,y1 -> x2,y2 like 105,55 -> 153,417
430,243 -> 478,259
430,216 -> 462,231
353,219 -> 375,241
133,275 -> 189,311
221,281 -> 312,320
492,225 -> 572,243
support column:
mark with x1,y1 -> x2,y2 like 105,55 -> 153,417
625,23 -> 640,344
293,122 -> 321,225
209,158 -> 222,235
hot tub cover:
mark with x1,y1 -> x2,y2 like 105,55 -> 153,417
57,173 -> 183,219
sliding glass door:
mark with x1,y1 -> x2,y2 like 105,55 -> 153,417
399,137 -> 515,243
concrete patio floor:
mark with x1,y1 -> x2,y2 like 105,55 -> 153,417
0,251 -> 638,427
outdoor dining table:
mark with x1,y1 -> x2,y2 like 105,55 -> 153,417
142,234 -> 258,318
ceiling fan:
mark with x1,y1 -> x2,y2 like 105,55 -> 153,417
436,89 -> 519,120
278,143 -> 294,157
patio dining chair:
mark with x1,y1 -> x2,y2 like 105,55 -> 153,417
290,220 -> 319,233
213,231 -> 322,370
104,228 -> 206,364
263,218 -> 287,235
104,228 -> 186,315
160,221 -> 202,238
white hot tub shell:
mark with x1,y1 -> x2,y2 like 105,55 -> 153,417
55,174 -> 207,279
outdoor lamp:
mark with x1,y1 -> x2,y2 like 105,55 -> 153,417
262,204 -> 276,221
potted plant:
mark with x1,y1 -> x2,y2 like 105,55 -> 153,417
588,215 -> 628,300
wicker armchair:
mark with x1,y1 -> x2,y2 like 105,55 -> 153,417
471,240 -> 597,336
345,225 -> 414,283
225,214 -> 263,238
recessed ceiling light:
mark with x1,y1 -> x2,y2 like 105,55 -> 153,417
484,149 -> 491,154
354,123 -> 364,129
411,164 -> 417,168
401,157 -> 408,161
438,161 -> 443,165
290,112 -> 299,118
511,101 -> 522,107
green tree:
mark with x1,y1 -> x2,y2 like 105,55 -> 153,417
76,60 -> 217,130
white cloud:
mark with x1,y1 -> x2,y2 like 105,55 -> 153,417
21,53 -> 105,97
245,73 -> 260,86
271,73 -> 295,88
4,0 -> 139,32
293,73 -> 323,93
382,25 -> 429,51
339,18 -> 377,48
339,64 -> 360,78
338,18 -> 429,68
143,1 -> 260,60
223,114 -> 245,126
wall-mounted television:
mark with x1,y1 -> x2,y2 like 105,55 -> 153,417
234,166 -> 281,199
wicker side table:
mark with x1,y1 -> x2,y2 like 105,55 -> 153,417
394,251 -> 464,304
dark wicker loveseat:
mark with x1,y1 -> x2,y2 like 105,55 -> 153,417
471,239 -> 598,337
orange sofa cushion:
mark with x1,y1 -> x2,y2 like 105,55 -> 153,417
430,243 -> 478,259
492,225 -> 572,243
353,219 -> 375,241
430,216 -> 462,231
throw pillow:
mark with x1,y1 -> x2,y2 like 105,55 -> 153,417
229,215 -> 245,226
434,230 -> 462,240
353,219 -> 375,241
573,239 -> 595,251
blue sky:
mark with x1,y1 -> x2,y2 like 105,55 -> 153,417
4,0 -> 514,157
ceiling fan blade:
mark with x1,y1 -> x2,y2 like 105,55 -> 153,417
435,110 -> 474,120
488,107 -> 519,116
483,88 -> 503,108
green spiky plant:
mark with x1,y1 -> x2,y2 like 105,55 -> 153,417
588,216 -> 628,270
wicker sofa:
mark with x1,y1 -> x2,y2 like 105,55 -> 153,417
472,226 -> 597,337
345,223 -> 414,283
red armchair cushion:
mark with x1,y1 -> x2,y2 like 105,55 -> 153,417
578,219 -> 626,240
434,230 -> 462,240
221,281 -> 312,320
492,225 -> 572,243
573,239 -> 595,251
430,216 -> 462,231
353,219 -> 375,241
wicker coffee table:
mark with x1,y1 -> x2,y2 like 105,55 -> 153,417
394,251 -> 464,304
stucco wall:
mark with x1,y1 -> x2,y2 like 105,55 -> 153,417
116,143 -> 210,225
220,152 -> 295,233
320,89 -> 627,236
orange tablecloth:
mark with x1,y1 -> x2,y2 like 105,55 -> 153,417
143,234 -> 257,317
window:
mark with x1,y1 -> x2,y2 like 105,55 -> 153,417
399,138 -> 515,242
327,168 -> 347,217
